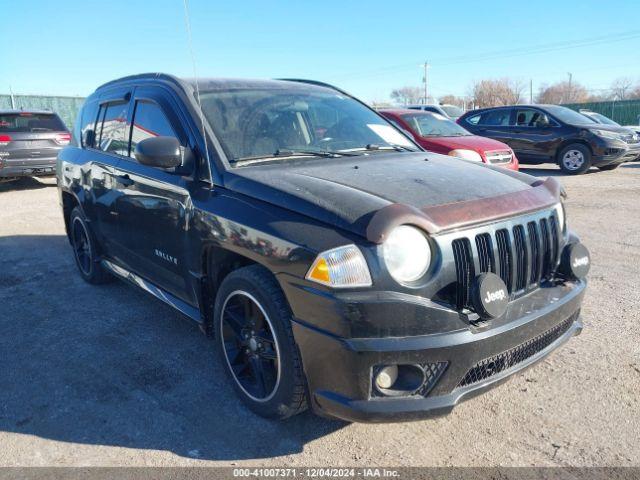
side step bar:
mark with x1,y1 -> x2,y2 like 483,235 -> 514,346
102,259 -> 202,324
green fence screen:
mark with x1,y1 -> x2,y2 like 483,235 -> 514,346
0,94 -> 86,129
563,99 -> 640,126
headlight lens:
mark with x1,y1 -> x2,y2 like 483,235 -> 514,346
554,202 -> 566,232
592,129 -> 623,141
382,225 -> 432,283
448,149 -> 483,162
306,244 -> 372,288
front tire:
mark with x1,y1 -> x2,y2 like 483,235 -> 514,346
214,265 -> 308,419
558,144 -> 592,174
69,207 -> 113,284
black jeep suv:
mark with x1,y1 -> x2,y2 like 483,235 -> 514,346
458,104 -> 640,174
57,74 -> 589,422
0,110 -> 70,182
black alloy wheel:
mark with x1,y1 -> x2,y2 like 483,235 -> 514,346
220,290 -> 281,402
69,207 -> 112,284
72,216 -> 92,276
213,265 -> 307,419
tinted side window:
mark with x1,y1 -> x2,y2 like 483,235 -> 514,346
465,114 -> 481,125
96,102 -> 129,155
78,101 -> 99,148
129,100 -> 180,159
515,108 -> 551,127
479,109 -> 511,126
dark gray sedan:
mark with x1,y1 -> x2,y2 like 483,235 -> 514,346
0,110 -> 70,183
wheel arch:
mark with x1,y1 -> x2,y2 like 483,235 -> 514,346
555,139 -> 593,163
199,244 -> 264,335
60,189 -> 83,243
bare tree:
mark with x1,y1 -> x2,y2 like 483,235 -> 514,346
438,94 -> 465,107
470,78 -> 526,108
390,86 -> 423,105
536,80 -> 590,104
630,85 -> 640,100
610,77 -> 636,100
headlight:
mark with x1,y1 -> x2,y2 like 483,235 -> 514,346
382,225 -> 432,283
554,202 -> 566,232
592,129 -> 623,141
448,149 -> 483,162
306,244 -> 372,288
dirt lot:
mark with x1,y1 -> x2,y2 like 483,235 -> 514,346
0,164 -> 639,467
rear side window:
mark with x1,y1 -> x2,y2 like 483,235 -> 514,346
479,110 -> 511,126
514,109 -> 551,127
96,102 -> 129,155
78,101 -> 100,148
0,113 -> 66,132
128,100 -> 180,159
465,114 -> 481,125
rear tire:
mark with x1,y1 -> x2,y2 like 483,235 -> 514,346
69,207 -> 113,284
214,264 -> 308,419
558,144 -> 592,175
598,163 -> 620,171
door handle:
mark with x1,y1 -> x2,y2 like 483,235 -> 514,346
115,174 -> 134,187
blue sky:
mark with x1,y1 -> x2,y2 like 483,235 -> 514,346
2,0 -> 639,102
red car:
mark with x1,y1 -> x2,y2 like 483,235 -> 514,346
380,109 -> 519,170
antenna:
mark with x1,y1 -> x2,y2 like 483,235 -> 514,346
182,0 -> 210,165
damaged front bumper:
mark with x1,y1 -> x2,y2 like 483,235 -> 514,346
290,279 -> 586,423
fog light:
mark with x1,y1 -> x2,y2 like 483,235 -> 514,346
375,365 -> 398,389
471,272 -> 509,320
560,242 -> 590,279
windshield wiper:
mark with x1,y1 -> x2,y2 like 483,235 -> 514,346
275,148 -> 359,157
363,143 -> 418,152
232,148 -> 359,166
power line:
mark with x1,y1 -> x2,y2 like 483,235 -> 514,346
330,29 -> 640,81
434,30 -> 640,67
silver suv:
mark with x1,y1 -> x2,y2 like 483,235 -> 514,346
0,110 -> 70,183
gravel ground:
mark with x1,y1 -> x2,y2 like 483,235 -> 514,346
0,164 -> 638,467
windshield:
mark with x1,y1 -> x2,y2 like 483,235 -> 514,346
545,105 -> 597,125
198,86 -> 416,164
586,112 -> 620,126
0,113 -> 66,132
440,105 -> 464,119
401,112 -> 471,137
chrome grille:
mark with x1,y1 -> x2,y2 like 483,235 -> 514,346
485,150 -> 513,164
446,210 -> 561,309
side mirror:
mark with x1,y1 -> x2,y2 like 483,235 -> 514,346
83,129 -> 95,148
134,136 -> 182,169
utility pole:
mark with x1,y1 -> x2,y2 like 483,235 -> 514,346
422,61 -> 429,105
9,86 -> 15,109
530,79 -> 533,104
567,72 -> 573,102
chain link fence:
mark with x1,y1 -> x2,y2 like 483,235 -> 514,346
563,99 -> 640,126
0,94 -> 86,129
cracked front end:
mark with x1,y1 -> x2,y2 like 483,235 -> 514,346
280,202 -> 588,422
